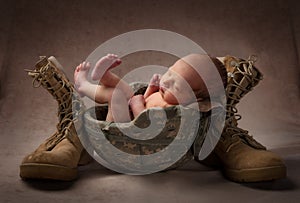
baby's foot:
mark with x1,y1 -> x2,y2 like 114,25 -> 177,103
91,54 -> 121,80
74,61 -> 91,96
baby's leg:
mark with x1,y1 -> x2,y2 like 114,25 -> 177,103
92,54 -> 133,100
129,95 -> 146,118
91,54 -> 121,82
74,62 -> 113,103
74,62 -> 131,122
106,88 -> 131,122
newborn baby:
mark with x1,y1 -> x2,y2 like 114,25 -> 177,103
74,54 -> 227,122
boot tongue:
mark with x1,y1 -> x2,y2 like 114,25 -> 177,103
223,125 -> 266,151
239,133 -> 266,150
229,125 -> 266,150
45,132 -> 66,151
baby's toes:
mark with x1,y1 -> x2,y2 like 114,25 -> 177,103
111,54 -> 118,58
108,53 -> 118,61
107,54 -> 114,59
115,58 -> 121,65
78,63 -> 84,71
81,61 -> 90,70
84,62 -> 91,70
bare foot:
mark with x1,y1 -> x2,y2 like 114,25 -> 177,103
74,61 -> 91,96
91,54 -> 121,81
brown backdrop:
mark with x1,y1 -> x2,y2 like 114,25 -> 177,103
0,0 -> 299,202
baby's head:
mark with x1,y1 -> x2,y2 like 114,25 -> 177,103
159,54 -> 227,105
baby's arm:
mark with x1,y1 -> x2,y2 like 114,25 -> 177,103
144,74 -> 161,99
129,95 -> 146,118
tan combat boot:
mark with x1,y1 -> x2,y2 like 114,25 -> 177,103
201,55 -> 286,182
20,56 -> 91,181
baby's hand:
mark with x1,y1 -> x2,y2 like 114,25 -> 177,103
149,74 -> 161,87
144,74 -> 161,99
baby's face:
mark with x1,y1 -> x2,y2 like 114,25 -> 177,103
159,59 -> 205,105
159,54 -> 226,105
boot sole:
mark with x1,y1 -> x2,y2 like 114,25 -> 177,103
224,165 -> 287,182
20,163 -> 77,181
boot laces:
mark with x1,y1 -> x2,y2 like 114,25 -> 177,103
26,58 -> 84,150
223,55 -> 266,150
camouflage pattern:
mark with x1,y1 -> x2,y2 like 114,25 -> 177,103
82,83 -> 212,171
83,105 -> 211,171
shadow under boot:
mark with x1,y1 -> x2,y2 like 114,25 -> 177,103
20,56 -> 92,181
199,55 -> 286,182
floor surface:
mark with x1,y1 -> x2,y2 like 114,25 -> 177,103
0,0 -> 299,202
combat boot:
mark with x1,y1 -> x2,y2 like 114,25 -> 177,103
201,55 -> 286,182
20,56 -> 91,181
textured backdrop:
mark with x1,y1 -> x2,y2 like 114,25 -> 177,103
0,0 -> 299,202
